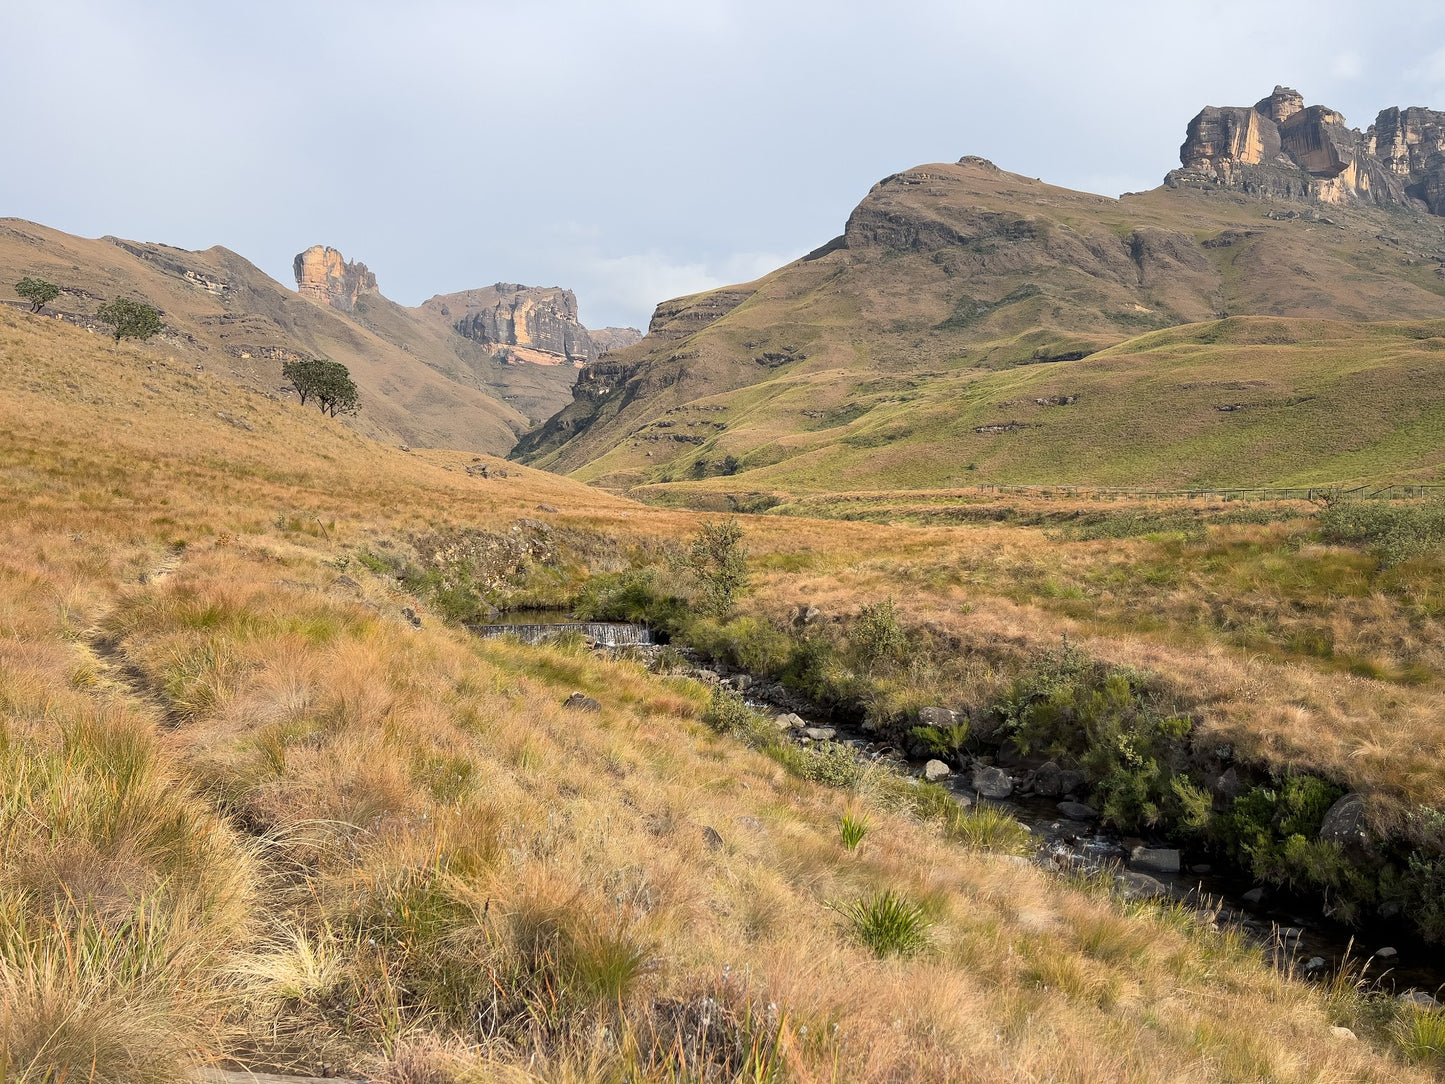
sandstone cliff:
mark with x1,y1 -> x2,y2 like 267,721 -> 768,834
293,245 -> 378,312
420,284 -> 639,365
1168,86 -> 1445,213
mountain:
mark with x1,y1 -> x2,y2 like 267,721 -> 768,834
514,90 -> 1445,499
0,224 -> 638,452
293,248 -> 641,425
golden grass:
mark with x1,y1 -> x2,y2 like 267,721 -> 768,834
0,310 -> 1440,1079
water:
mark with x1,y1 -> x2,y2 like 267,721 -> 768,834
468,611 -> 653,647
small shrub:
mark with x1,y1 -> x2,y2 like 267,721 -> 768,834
849,597 -> 908,675
776,742 -> 867,789
837,890 -> 931,958
1319,499 -> 1445,567
683,519 -> 748,618
1395,1006 -> 1445,1067
947,805 -> 1034,854
840,809 -> 871,852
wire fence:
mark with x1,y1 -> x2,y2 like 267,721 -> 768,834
971,483 -> 1445,502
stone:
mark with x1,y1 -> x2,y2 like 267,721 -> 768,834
923,759 -> 952,782
701,825 -> 724,850
736,816 -> 763,831
1057,769 -> 1086,796
563,692 -> 601,713
1115,872 -> 1168,901
1129,846 -> 1181,874
1190,864 -> 1213,875
401,606 -> 422,628
293,245 -> 378,312
803,727 -> 837,741
917,706 -> 957,728
1057,801 -> 1098,821
1033,760 -> 1064,797
1241,887 -> 1267,905
995,741 -> 1025,768
1318,793 -> 1370,849
1304,956 -> 1327,973
1399,990 -> 1441,1011
1329,1026 -> 1357,1041
330,574 -> 361,592
972,765 -> 1014,800
775,712 -> 805,730
1374,946 -> 1398,959
693,670 -> 721,686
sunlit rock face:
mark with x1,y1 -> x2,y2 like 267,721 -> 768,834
293,246 -> 377,312
1170,86 -> 1445,214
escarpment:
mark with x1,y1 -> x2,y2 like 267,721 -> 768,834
1168,85 -> 1445,214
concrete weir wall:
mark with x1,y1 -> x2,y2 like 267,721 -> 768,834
467,622 -> 654,647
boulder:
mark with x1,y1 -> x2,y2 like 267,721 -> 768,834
923,759 -> 952,782
1375,946 -> 1398,960
1399,990 -> 1441,1011
1057,769 -> 1086,796
701,825 -> 724,850
917,706 -> 956,728
563,692 -> 601,713
1057,801 -> 1098,821
776,712 -> 805,730
1319,793 -> 1370,849
972,765 -> 1014,800
1115,872 -> 1168,901
1033,760 -> 1064,797
1329,1026 -> 1358,1041
1129,846 -> 1181,874
1241,887 -> 1267,905
803,727 -> 837,741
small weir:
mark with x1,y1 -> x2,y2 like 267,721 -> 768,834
468,620 -> 653,647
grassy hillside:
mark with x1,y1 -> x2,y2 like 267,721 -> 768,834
7,308 -> 1445,1081
0,218 -> 547,452
516,160 -> 1445,496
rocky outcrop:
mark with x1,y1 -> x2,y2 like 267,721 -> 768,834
422,284 -> 637,364
293,246 -> 377,312
588,326 -> 645,355
1168,86 -> 1445,214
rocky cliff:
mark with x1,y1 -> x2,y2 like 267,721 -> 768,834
293,245 -> 378,312
1168,86 -> 1445,213
420,284 -> 638,365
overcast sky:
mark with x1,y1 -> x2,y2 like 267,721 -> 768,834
6,1 -> 1445,329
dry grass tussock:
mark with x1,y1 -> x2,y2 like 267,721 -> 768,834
1,311 -> 1441,1079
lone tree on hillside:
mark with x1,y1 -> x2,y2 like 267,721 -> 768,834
283,357 -> 360,417
96,297 -> 162,344
684,517 -> 748,618
15,277 -> 60,313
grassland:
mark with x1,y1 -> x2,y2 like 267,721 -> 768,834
6,309 -> 1445,1081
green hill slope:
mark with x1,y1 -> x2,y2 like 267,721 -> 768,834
515,157 -> 1445,497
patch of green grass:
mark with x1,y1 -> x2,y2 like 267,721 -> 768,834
836,890 -> 931,958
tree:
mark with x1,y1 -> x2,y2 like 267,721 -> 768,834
15,277 -> 60,313
685,518 -> 748,618
96,297 -> 162,344
283,357 -> 360,417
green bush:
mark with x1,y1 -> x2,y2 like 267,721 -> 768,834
997,646 -> 1193,829
1319,499 -> 1445,567
840,809 -> 870,852
1215,775 -> 1350,893
848,597 -> 908,675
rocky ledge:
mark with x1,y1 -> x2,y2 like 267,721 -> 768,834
1167,85 -> 1445,215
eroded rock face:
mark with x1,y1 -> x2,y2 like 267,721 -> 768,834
293,245 -> 377,312
1170,86 -> 1445,214
423,284 -> 639,364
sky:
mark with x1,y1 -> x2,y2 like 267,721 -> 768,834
6,0 -> 1445,330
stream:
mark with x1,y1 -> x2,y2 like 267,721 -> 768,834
474,618 -> 1445,1000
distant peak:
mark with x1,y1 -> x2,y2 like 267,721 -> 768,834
293,245 -> 377,312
